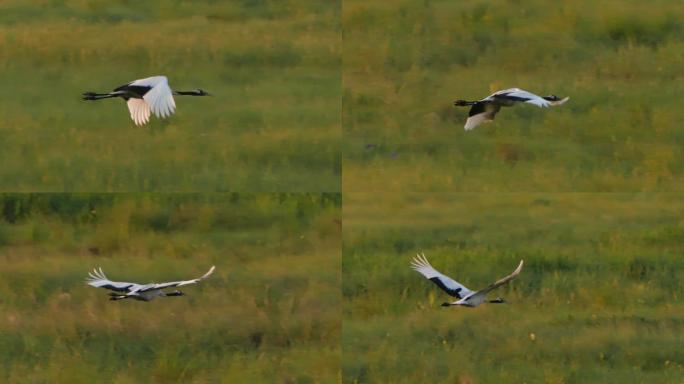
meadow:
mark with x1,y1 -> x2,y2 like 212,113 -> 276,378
343,193 -> 684,383
0,193 -> 340,383
0,0 -> 340,192
343,0 -> 684,192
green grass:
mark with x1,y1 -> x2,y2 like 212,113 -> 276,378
343,0 -> 684,192
0,193 -> 340,383
0,0 -> 340,192
343,193 -> 684,383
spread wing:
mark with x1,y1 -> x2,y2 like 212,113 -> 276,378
134,266 -> 216,293
471,260 -> 524,298
126,98 -> 151,126
492,88 -> 551,108
86,268 -> 140,293
411,253 -> 472,299
549,96 -> 570,106
140,76 -> 176,119
464,102 -> 501,130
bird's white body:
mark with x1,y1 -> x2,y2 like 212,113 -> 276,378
86,266 -> 216,301
458,88 -> 569,130
411,253 -> 523,307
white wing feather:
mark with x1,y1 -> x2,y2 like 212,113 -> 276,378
139,76 -> 176,119
465,260 -> 524,302
85,267 -> 140,292
493,88 -> 551,108
136,265 -> 216,292
411,253 -> 473,298
126,98 -> 151,126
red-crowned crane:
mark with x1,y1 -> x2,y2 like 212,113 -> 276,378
411,253 -> 523,307
86,266 -> 216,301
83,76 -> 210,126
454,88 -> 569,130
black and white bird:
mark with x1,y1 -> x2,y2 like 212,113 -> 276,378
86,266 -> 216,301
453,88 -> 569,130
411,253 -> 523,307
83,76 -> 210,126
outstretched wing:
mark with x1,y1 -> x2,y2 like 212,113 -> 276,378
411,253 -> 472,299
86,268 -> 139,293
548,96 -> 570,106
492,88 -> 551,108
474,260 -> 524,297
127,98 -> 151,126
464,102 -> 501,130
136,266 -> 216,293
139,76 -> 176,119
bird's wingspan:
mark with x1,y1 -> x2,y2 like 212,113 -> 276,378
127,98 -> 151,126
142,76 -> 176,119
86,268 -> 138,293
137,266 -> 216,292
411,253 -> 472,298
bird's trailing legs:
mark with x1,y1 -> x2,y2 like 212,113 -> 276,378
453,99 -> 477,107
82,92 -> 121,101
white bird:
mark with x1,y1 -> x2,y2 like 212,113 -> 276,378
411,253 -> 523,307
83,76 -> 210,126
86,266 -> 216,301
453,88 -> 569,130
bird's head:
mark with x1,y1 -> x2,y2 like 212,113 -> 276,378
453,99 -> 469,106
194,89 -> 211,96
441,302 -> 452,307
168,290 -> 185,296
489,297 -> 505,304
544,95 -> 561,101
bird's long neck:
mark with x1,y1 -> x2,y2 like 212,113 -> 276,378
173,90 -> 204,96
454,100 -> 477,107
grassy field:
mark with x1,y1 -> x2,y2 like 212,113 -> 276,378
343,193 -> 684,383
0,1 -> 340,192
0,193 -> 340,383
343,0 -> 684,192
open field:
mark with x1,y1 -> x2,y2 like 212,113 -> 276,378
0,1 -> 340,192
0,193 -> 340,383
343,0 -> 684,192
343,193 -> 684,382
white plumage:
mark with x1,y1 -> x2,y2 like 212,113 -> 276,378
86,266 -> 216,301
411,253 -> 523,307
453,88 -> 569,130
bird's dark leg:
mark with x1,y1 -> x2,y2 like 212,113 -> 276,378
82,92 -> 118,101
109,294 -> 130,301
453,99 -> 476,107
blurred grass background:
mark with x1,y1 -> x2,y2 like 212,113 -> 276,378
343,0 -> 684,192
0,0 -> 340,192
343,193 -> 684,382
0,193 -> 340,383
